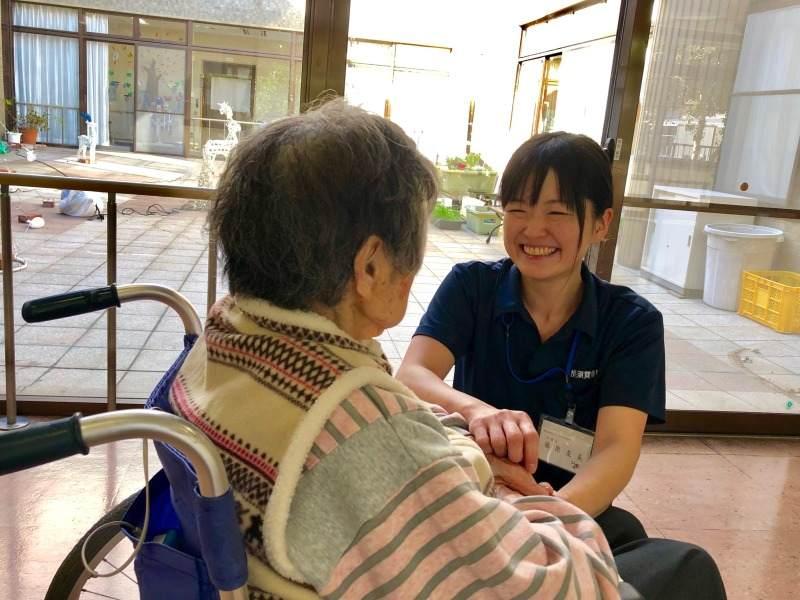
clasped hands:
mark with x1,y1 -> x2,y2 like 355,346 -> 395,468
466,405 -> 554,497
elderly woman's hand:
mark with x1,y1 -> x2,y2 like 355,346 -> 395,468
464,404 -> 540,473
487,454 -> 554,497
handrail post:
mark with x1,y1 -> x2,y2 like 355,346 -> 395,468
0,184 -> 27,430
207,229 -> 217,311
106,192 -> 117,411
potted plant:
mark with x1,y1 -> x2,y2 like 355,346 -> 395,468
17,108 -> 49,145
2,98 -> 21,145
437,152 -> 498,200
431,201 -> 465,231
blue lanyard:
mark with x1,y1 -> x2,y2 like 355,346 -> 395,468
503,314 -> 581,422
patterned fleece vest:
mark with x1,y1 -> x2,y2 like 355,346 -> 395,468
169,295 -> 411,598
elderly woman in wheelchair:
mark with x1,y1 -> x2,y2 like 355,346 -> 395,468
1,99 -> 724,599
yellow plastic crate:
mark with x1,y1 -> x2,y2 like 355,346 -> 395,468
738,271 -> 800,333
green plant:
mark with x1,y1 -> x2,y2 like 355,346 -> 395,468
444,152 -> 493,172
18,108 -> 49,131
464,152 -> 483,168
3,98 -> 17,132
432,202 -> 463,221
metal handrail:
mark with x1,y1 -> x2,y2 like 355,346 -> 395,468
0,173 -> 218,430
0,173 -> 214,199
190,116 -> 264,127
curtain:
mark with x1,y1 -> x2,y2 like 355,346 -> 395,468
87,40 -> 111,146
13,31 -> 79,145
13,3 -> 78,31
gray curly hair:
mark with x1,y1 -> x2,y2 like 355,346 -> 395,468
210,99 -> 438,310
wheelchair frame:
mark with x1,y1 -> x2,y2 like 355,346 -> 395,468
0,284 -> 247,600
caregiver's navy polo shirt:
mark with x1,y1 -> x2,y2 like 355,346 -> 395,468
415,258 -> 665,488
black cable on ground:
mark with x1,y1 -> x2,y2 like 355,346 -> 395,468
9,157 -> 187,221
119,203 -> 180,217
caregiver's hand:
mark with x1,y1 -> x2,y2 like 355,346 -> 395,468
463,403 -> 539,473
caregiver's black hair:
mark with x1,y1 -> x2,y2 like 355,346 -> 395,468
499,132 -> 612,244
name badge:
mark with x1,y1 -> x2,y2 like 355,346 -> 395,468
538,416 -> 594,474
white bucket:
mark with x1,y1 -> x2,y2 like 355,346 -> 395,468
703,224 -> 784,311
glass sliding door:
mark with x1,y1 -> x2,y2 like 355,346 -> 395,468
87,41 -> 136,148
1,1 -> 320,411
551,39 -> 616,142
189,50 -> 293,154
611,0 -> 800,421
135,45 -> 186,155
512,0 -> 619,145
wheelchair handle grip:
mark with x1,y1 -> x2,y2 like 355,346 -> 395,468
0,413 -> 89,476
21,286 -> 120,323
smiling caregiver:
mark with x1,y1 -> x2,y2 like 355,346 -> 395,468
397,132 -> 726,599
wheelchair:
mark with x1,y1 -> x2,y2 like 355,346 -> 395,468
0,284 -> 248,599
0,283 -> 644,599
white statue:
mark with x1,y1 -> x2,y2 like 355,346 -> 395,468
198,102 -> 241,186
78,121 -> 98,164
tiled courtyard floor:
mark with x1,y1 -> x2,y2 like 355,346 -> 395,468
612,266 -> 800,414
2,204 -> 214,399
0,146 -> 798,413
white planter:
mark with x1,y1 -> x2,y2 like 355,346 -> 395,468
7,132 -> 21,144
